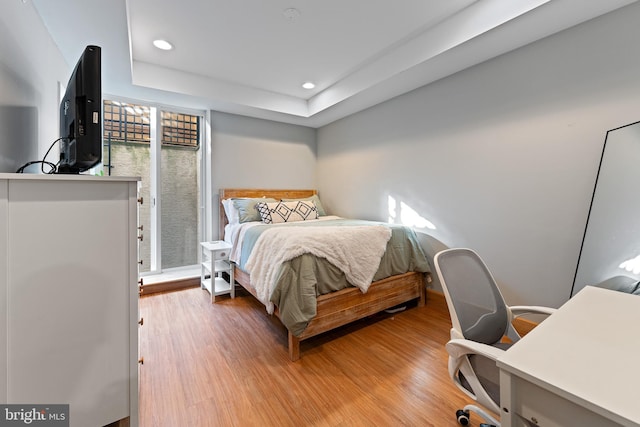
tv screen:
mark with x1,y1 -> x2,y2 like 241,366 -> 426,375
58,45 -> 102,174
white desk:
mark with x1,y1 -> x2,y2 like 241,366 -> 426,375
498,286 -> 640,427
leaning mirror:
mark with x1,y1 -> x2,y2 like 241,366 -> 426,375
572,121 -> 640,296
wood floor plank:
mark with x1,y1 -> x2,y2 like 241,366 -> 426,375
139,288 -> 487,426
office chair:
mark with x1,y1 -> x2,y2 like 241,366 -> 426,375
433,248 -> 555,426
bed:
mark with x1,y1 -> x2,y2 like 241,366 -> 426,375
219,188 -> 431,360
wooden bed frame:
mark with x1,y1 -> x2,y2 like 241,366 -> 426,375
219,188 -> 428,361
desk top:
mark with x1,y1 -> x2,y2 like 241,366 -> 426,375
497,286 -> 640,425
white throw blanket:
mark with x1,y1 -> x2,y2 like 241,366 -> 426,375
245,225 -> 392,314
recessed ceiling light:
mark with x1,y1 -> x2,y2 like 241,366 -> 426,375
302,82 -> 315,89
153,39 -> 173,51
283,8 -> 301,21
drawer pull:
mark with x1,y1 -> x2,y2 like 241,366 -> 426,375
138,197 -> 144,205
138,357 -> 144,365
138,317 -> 144,326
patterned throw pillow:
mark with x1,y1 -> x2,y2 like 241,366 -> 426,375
281,194 -> 327,216
256,200 -> 318,224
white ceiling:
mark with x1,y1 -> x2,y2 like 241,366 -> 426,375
32,0 -> 637,128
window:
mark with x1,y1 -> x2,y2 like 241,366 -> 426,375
159,109 -> 201,269
103,98 -> 205,275
161,111 -> 199,147
103,100 -> 150,144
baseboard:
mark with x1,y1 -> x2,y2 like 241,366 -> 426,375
140,277 -> 200,296
426,288 -> 538,336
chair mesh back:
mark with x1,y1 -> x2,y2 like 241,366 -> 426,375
436,249 -> 508,345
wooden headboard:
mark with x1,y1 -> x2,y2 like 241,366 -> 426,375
219,188 -> 317,239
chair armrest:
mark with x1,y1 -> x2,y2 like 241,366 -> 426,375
445,338 -> 505,362
510,305 -> 557,318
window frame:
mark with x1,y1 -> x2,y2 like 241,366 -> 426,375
102,95 -> 210,276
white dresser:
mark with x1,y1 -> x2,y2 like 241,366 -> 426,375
0,173 -> 141,427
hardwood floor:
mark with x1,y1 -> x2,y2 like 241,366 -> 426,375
138,287 -> 487,427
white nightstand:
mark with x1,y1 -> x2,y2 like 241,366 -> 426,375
200,241 -> 234,303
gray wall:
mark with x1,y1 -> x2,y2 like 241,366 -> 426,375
0,1 -> 68,172
211,111 -> 317,238
317,3 -> 640,308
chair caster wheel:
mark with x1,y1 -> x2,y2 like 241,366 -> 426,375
456,409 -> 470,425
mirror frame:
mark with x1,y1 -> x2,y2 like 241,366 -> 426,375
571,120 -> 640,296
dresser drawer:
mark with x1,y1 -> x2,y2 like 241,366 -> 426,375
511,378 -> 613,427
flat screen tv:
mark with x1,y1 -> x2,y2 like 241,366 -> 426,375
58,45 -> 102,174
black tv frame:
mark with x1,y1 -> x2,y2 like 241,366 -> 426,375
58,45 -> 102,174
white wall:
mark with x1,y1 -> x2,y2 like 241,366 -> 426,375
317,3 -> 640,308
0,1 -> 68,173
211,111 -> 316,238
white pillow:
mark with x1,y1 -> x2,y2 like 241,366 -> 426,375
222,198 -> 240,224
